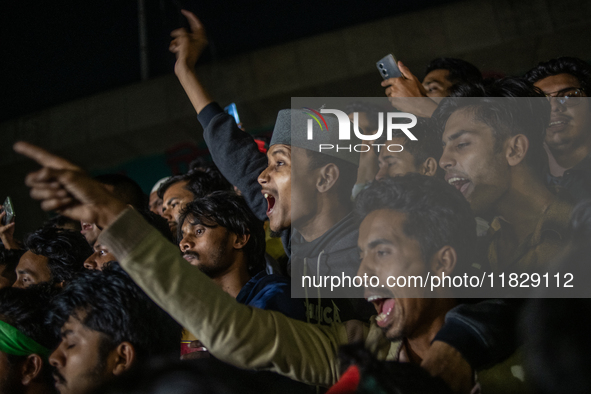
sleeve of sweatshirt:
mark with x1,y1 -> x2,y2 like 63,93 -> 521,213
198,102 -> 269,221
433,299 -> 522,370
98,208 -> 352,386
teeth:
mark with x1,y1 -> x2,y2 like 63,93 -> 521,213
367,295 -> 381,302
264,193 -> 269,198
550,121 -> 566,126
447,177 -> 466,185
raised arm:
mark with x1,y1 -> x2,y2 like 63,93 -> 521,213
170,10 -> 268,220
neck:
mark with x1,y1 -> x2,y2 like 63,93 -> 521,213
296,196 -> 352,242
404,298 -> 457,364
495,170 -> 556,243
211,256 -> 252,298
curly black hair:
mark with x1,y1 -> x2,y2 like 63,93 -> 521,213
23,226 -> 92,285
157,165 -> 233,200
47,263 -> 182,360
433,77 -> 550,178
178,191 -> 266,276
524,57 -> 591,94
356,174 -> 476,273
425,57 -> 482,85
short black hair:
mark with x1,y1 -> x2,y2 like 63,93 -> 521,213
524,57 -> 591,94
356,174 -> 476,271
157,165 -> 233,200
23,226 -> 92,285
94,173 -> 146,210
178,191 -> 265,276
425,57 -> 483,85
433,78 -> 550,178
47,263 -> 182,360
306,150 -> 358,206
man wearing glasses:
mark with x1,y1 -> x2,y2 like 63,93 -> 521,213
525,57 -> 591,202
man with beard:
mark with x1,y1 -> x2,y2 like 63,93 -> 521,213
178,191 -> 304,318
47,265 -> 181,394
525,57 -> 591,202
435,79 -> 572,273
0,286 -> 57,394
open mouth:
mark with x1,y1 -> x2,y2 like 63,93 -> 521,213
367,296 -> 396,328
447,177 -> 471,195
183,254 -> 197,263
80,222 -> 93,234
263,192 -> 276,216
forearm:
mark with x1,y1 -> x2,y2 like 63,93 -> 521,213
99,208 -> 345,386
175,64 -> 213,114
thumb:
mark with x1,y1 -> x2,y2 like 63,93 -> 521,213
398,61 -> 416,80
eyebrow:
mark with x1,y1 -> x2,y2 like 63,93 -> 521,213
60,329 -> 73,338
368,239 -> 394,249
271,149 -> 290,158
444,129 -> 475,143
166,197 -> 179,205
16,269 -> 32,276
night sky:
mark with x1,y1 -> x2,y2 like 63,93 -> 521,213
0,0 -> 457,122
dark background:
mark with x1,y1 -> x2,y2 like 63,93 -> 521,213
0,0 -> 458,122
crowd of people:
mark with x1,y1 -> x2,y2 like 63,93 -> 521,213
1,9 -> 591,394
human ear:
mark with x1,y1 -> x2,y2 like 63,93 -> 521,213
430,246 -> 457,276
505,134 -> 529,167
232,233 -> 250,250
21,354 -> 43,386
420,157 -> 438,177
316,163 -> 340,193
112,342 -> 136,376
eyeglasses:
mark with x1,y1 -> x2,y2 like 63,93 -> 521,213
545,87 -> 586,107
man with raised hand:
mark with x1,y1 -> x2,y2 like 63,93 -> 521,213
382,58 -> 482,118
171,10 -> 372,324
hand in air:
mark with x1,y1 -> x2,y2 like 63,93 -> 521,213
169,10 -> 209,74
13,142 -> 127,228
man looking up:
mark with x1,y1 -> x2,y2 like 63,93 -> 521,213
0,286 -> 58,394
14,226 -> 92,288
525,57 -> 591,202
170,11 -> 370,323
382,57 -> 482,117
47,264 -> 182,394
435,78 -> 572,272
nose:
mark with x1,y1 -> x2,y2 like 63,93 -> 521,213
439,147 -> 455,170
375,165 -> 387,181
84,254 -> 98,270
257,165 -> 271,187
49,344 -> 65,368
549,96 -> 566,113
179,235 -> 193,253
12,280 -> 24,289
